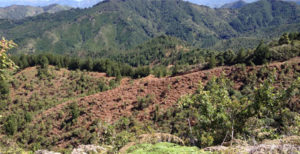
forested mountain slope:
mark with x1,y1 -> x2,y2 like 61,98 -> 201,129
0,0 -> 299,56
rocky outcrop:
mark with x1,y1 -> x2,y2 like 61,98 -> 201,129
35,150 -> 61,154
204,136 -> 300,154
71,145 -> 107,154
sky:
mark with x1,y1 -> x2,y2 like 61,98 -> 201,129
0,0 -> 297,8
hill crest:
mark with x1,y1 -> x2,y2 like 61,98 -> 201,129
0,4 -> 71,20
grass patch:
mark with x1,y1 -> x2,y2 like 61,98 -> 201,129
126,142 -> 208,154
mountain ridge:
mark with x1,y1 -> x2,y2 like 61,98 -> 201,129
0,4 -> 72,20
221,0 -> 248,8
0,0 -> 102,8
0,0 -> 299,55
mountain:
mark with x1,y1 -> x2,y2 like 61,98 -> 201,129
284,0 -> 300,5
0,0 -> 102,8
189,0 -> 255,8
0,4 -> 72,20
0,0 -> 299,55
189,0 -> 299,8
2,37 -> 300,151
221,0 -> 248,8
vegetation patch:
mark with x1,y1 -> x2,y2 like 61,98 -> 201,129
126,142 -> 206,154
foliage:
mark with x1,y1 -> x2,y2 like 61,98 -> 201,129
135,94 -> 154,110
0,37 -> 17,80
69,102 -> 80,122
208,55 -> 217,69
156,75 -> 300,148
0,79 -> 9,99
4,115 -> 18,135
252,42 -> 271,65
132,66 -> 150,79
126,142 -> 205,154
176,77 -> 244,147
279,33 -> 291,45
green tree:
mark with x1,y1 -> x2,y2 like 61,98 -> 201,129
0,79 -> 10,98
70,102 -> 80,122
0,38 -> 17,99
178,77 -> 243,147
37,56 -> 50,79
279,33 -> 291,45
237,48 -> 247,63
208,55 -> 217,69
253,42 -> 271,65
39,56 -> 49,69
82,58 -> 93,71
172,64 -> 179,76
223,50 -> 236,65
4,115 -> 18,135
0,37 -> 17,80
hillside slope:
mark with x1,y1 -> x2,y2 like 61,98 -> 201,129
29,57 -> 300,149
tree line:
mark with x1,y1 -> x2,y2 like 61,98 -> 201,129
9,32 -> 300,79
11,54 -> 151,79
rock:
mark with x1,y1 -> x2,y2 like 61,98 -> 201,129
204,146 -> 229,152
249,144 -> 300,154
71,145 -> 107,154
35,150 -> 61,154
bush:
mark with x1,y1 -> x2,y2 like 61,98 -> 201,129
208,55 -> 217,69
0,80 -> 10,98
69,102 -> 80,122
252,42 -> 271,65
133,66 -> 150,79
135,95 -> 154,110
157,76 -> 300,148
4,115 -> 18,135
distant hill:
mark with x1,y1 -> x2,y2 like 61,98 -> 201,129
0,4 -> 71,20
221,0 -> 248,8
284,0 -> 300,5
0,0 -> 299,55
0,0 -> 102,8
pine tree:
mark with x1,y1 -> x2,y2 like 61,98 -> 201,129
253,42 -> 271,65
237,48 -> 247,63
208,55 -> 217,69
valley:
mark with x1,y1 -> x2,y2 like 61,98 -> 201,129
0,0 -> 299,153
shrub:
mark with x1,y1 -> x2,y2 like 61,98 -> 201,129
4,115 -> 18,135
208,55 -> 217,69
69,102 -> 80,122
135,94 -> 154,110
0,79 -> 10,98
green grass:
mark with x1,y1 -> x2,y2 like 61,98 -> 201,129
126,142 -> 209,154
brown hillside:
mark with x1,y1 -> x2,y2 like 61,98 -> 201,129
31,57 -> 300,148
3,66 -> 112,117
